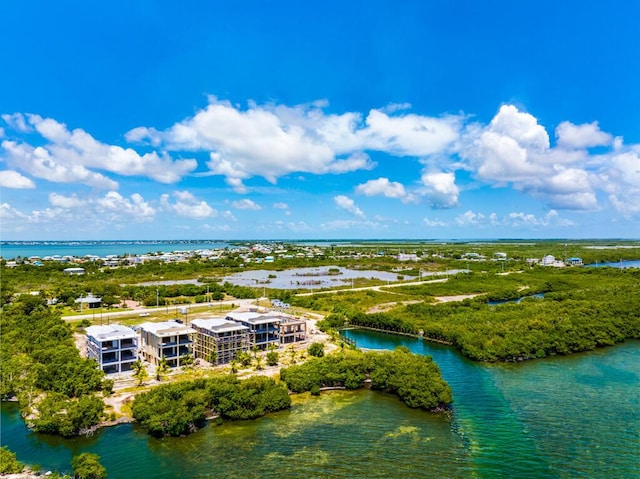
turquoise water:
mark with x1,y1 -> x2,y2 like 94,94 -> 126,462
586,259 -> 640,269
0,241 -> 231,259
2,336 -> 639,478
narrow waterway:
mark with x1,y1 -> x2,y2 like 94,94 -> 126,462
2,335 -> 638,478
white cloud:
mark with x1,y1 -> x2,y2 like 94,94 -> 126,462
49,193 -> 84,208
0,170 -> 35,189
334,195 -> 364,218
320,219 -> 386,231
126,97 -> 461,186
1,115 -> 197,187
356,177 -> 407,199
0,202 -> 28,220
423,217 -> 447,227
2,140 -> 119,189
273,202 -> 289,209
232,198 -> 262,210
455,209 -> 573,228
222,210 -> 237,221
420,171 -> 459,208
160,191 -> 217,219
361,109 -> 460,156
2,113 -> 30,132
603,150 -> 640,217
458,104 -> 614,211
556,121 -> 612,149
96,192 -> 156,222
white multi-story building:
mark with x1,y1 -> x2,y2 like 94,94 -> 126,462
138,320 -> 196,368
85,324 -> 138,374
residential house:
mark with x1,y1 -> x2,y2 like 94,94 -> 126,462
75,294 -> 102,309
137,320 -> 195,368
64,267 -> 85,275
191,317 -> 252,364
86,324 -> 138,374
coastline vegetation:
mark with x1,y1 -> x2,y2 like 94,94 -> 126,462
280,348 -> 452,410
1,240 -> 639,440
320,268 -> 640,361
0,295 -> 107,436
131,375 -> 291,437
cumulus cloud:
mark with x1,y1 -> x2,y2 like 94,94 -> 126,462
126,97 -> 460,186
2,140 -> 119,189
320,219 -> 386,231
1,113 -> 30,132
0,170 -> 35,188
0,202 -> 28,220
96,192 -> 156,222
356,177 -> 407,199
455,209 -> 573,228
1,114 -> 197,187
273,202 -> 289,209
556,121 -> 612,149
160,191 -> 217,219
458,104 -> 617,211
232,198 -> 262,210
334,195 -> 364,218
603,150 -> 640,217
423,217 -> 447,227
49,193 -> 84,208
420,171 -> 459,208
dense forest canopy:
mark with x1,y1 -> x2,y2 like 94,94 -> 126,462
280,348 -> 452,410
320,268 -> 640,361
131,375 -> 291,437
0,295 -> 106,436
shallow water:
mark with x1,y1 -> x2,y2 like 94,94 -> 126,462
2,335 -> 638,478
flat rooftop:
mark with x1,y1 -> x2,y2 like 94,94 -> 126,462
226,312 -> 282,325
86,324 -> 137,341
191,317 -> 250,333
138,320 -> 196,336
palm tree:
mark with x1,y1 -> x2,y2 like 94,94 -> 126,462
180,353 -> 194,371
132,359 -> 148,386
208,350 -> 218,366
156,356 -> 170,381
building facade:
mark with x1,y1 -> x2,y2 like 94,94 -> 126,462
137,320 -> 195,368
191,317 -> 252,364
225,311 -> 281,350
85,324 -> 138,374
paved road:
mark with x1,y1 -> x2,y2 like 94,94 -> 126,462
63,276 -> 455,321
295,277 -> 448,297
62,298 -> 256,322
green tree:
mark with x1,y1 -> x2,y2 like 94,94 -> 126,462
0,447 -> 24,474
307,342 -> 325,358
236,351 -> 252,367
208,350 -> 218,365
180,353 -> 194,370
71,452 -> 107,479
131,360 -> 148,386
266,351 -> 279,366
155,356 -> 170,381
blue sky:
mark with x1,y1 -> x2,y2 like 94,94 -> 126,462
1,0 -> 639,240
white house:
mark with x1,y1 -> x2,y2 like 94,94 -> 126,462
138,320 -> 196,368
86,324 -> 138,374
